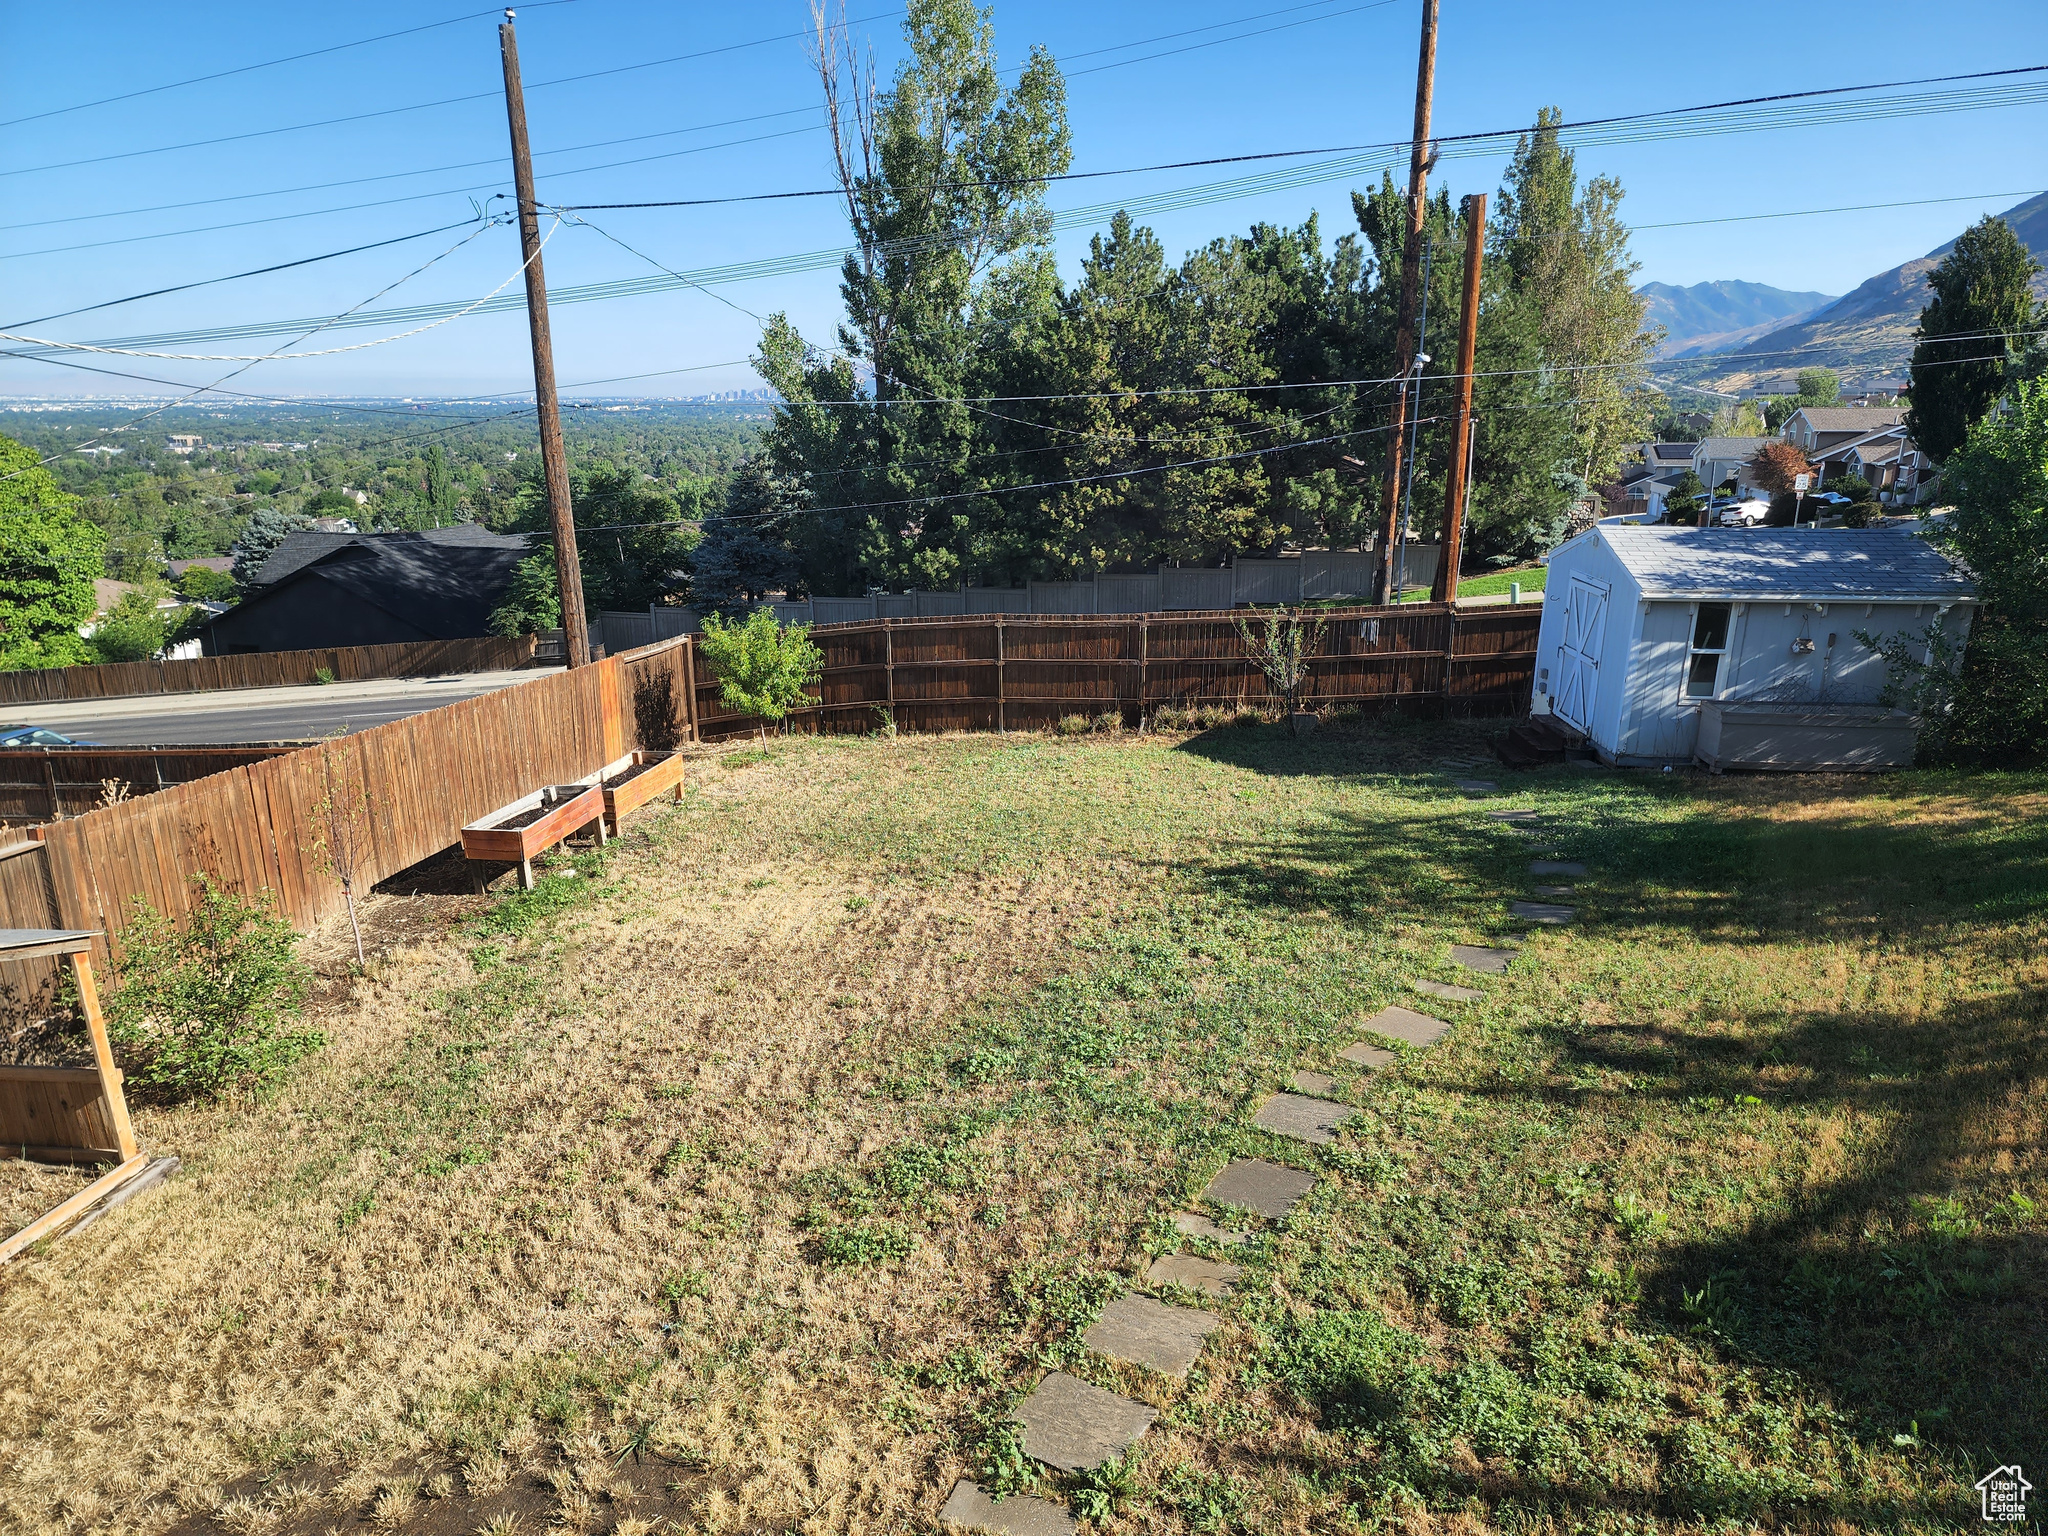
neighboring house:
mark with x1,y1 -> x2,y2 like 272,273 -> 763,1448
200,533 -> 530,654
1532,525 -> 1974,766
168,557 -> 235,580
165,433 -> 203,454
1840,427 -> 1934,502
244,523 -> 528,593
1780,405 -> 1905,455
1692,437 -> 1768,495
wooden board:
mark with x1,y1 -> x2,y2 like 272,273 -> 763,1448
603,751 -> 686,833
461,784 -> 606,864
0,1152 -> 150,1264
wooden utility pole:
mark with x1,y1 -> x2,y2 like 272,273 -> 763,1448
499,11 -> 589,668
1432,193 -> 1486,604
1374,0 -> 1441,605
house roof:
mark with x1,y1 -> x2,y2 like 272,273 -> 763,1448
1848,436 -> 1908,465
250,523 -> 530,587
217,536 -> 530,641
1787,406 -> 1905,433
1593,525 -> 1974,601
1648,442 -> 1695,463
1695,436 -> 1767,458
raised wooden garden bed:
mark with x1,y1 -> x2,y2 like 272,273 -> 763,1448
460,783 -> 607,892
599,750 -> 685,834
2,928 -> 155,1264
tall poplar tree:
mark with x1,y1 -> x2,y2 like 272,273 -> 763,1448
1906,216 -> 2043,462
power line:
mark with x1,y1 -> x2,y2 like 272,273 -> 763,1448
0,10 -> 906,181
1,211 -> 503,330
0,2 -> 582,130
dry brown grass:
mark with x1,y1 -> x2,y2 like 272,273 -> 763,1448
0,729 -> 2039,1535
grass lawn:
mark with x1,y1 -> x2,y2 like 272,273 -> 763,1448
2,721 -> 2041,1535
1453,564 -> 1548,599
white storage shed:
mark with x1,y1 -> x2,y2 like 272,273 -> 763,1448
1532,526 -> 1975,767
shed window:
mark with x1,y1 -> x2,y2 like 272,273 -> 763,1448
1685,603 -> 1732,698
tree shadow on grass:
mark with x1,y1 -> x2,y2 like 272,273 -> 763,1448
1169,723 -> 2047,1485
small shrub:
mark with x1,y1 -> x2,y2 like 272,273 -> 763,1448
312,666 -> 336,686
1091,710 -> 1121,734
817,1219 -> 913,1266
104,874 -> 321,1102
698,608 -> 822,742
1055,713 -> 1090,736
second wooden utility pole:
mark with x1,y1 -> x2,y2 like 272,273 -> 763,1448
1432,192 -> 1486,604
1374,0 -> 1440,606
500,10 -> 590,668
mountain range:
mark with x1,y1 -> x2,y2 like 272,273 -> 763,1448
1656,191 -> 2048,394
1638,280 -> 1838,359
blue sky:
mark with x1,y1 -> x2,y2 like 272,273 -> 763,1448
3,0 -> 2045,399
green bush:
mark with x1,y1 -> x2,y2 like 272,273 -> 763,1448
88,589 -> 171,664
176,565 -> 236,602
104,874 -> 321,1101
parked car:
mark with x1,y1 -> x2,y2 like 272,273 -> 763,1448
1716,500 -> 1769,527
0,727 -> 100,747
1809,491 -> 1853,508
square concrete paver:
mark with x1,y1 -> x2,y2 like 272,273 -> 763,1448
1173,1210 -> 1248,1244
1512,900 -> 1576,925
1358,1005 -> 1451,1048
1451,944 -> 1517,973
1530,860 -> 1586,877
1083,1294 -> 1221,1377
1253,1092 -> 1357,1144
1015,1372 -> 1157,1472
1144,1253 -> 1242,1298
941,1480 -> 1076,1536
1200,1157 -> 1317,1219
1485,808 -> 1540,821
1291,1069 -> 1340,1096
1531,884 -> 1575,898
1454,779 -> 1499,793
1339,1040 -> 1398,1069
1412,978 -> 1483,1003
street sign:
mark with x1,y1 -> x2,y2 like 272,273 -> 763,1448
1793,473 -> 1811,491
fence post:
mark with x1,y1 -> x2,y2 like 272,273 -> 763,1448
1135,618 -> 1147,724
681,636 -> 700,743
40,753 -> 58,822
884,621 -> 895,716
995,619 -> 1006,733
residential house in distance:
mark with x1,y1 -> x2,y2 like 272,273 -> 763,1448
1620,442 -> 1702,519
1692,436 -> 1768,497
165,433 -> 204,455
204,525 -> 531,654
1779,405 -> 1904,456
1842,427 -> 1934,504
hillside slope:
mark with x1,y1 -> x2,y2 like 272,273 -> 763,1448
1638,280 -> 1836,358
1689,192 -> 2048,392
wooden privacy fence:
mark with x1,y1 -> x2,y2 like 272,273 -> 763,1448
0,746 -> 297,825
0,636 -> 696,980
0,633 -> 539,706
691,604 -> 1540,740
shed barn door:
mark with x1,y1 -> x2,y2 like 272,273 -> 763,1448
1554,577 -> 1607,733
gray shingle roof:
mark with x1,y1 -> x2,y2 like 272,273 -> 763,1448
1694,436 -> 1768,458
252,523 -> 530,587
1789,406 -> 1905,433
1597,526 -> 1974,600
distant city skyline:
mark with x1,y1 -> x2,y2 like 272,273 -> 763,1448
3,0 -> 2044,400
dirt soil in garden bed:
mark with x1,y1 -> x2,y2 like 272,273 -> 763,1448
1,726 -> 2042,1536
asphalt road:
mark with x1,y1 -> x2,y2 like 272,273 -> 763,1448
0,667 -> 561,746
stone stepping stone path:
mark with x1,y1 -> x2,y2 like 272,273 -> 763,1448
1531,884 -> 1574,898
1291,1068 -> 1340,1095
1412,978 -> 1483,1003
1015,1371 -> 1157,1472
1173,1210 -> 1247,1244
1357,1004 -> 1451,1048
1454,779 -> 1499,794
1530,860 -> 1586,877
1252,1092 -> 1357,1144
1338,1041 -> 1398,1069
1083,1294 -> 1220,1377
1144,1253 -> 1241,1298
1511,900 -> 1576,925
1451,943 -> 1517,973
941,1480 -> 1076,1536
1485,807 -> 1540,822
1201,1157 -> 1316,1219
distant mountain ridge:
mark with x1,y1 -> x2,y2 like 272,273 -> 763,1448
1679,191 -> 2048,393
1637,280 -> 1837,359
